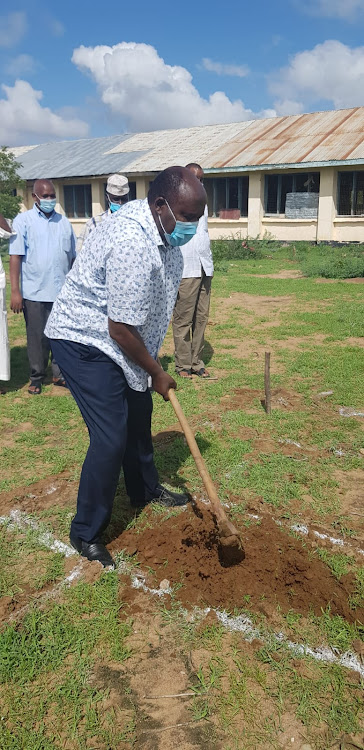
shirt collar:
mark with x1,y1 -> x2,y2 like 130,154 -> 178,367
121,198 -> 166,249
33,203 -> 56,221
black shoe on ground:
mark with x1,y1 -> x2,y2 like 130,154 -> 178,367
70,532 -> 115,568
130,485 -> 190,510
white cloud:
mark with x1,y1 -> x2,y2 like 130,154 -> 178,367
0,11 -> 27,48
0,80 -> 89,145
274,99 -> 304,116
49,17 -> 65,36
5,54 -> 38,77
202,58 -> 249,77
302,0 -> 363,19
270,40 -> 364,113
72,42 -> 271,131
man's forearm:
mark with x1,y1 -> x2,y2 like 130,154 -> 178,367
9,255 -> 21,292
108,319 -> 161,376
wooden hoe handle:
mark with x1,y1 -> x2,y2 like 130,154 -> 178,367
168,388 -> 226,524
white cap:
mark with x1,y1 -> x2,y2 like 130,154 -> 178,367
106,173 -> 129,196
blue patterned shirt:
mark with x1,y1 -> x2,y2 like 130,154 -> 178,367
9,205 -> 76,302
45,199 -> 183,391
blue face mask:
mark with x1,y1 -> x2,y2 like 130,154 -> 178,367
109,202 -> 122,213
36,195 -> 56,214
159,200 -> 198,247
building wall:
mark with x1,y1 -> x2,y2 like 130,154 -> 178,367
21,167 -> 364,243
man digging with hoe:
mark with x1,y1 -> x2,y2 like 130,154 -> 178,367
46,166 -> 206,569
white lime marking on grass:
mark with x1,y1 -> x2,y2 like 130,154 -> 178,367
279,439 -> 302,448
291,523 -> 346,547
64,562 -> 84,583
245,513 -> 363,555
0,509 -> 76,557
44,485 -> 57,495
214,610 -> 364,679
131,571 -> 173,597
8,562 -> 84,623
339,407 -> 364,417
114,561 -> 364,678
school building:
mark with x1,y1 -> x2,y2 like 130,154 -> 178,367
12,105 -> 364,243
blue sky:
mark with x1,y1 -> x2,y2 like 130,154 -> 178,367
0,0 -> 364,144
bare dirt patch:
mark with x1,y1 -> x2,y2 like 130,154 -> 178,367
220,386 -> 304,413
0,473 -> 77,515
115,505 -> 362,624
216,293 -> 294,322
248,269 -> 304,280
315,277 -> 364,285
334,469 -> 364,540
0,420 -> 34,448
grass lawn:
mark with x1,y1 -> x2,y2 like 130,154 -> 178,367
0,248 -> 363,749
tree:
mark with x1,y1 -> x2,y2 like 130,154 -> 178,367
0,147 -> 25,220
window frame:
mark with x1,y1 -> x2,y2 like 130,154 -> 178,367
337,171 -> 364,216
205,176 -> 248,217
264,172 -> 320,216
63,184 -> 92,219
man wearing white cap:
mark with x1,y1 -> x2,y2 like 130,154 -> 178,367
76,173 -> 130,253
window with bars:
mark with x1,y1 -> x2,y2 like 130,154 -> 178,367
204,176 -> 249,217
64,185 -> 92,219
337,172 -> 364,216
265,173 -> 320,215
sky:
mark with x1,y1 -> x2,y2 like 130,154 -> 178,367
0,0 -> 364,145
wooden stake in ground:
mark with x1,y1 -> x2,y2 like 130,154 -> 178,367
264,351 -> 271,415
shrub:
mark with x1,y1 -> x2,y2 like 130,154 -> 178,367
211,234 -> 263,261
299,245 -> 364,279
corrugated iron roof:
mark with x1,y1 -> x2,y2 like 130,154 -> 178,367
13,134 -> 148,180
12,106 -> 364,180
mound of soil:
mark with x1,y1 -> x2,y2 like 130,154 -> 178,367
116,505 -> 363,623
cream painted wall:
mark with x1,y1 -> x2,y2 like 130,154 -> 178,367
316,168 -> 336,242
19,170 -> 364,242
333,218 -> 364,242
262,218 -> 317,242
207,218 -> 248,240
247,172 -> 264,238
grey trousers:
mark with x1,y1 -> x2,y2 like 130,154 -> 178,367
172,273 -> 212,373
23,299 -> 62,385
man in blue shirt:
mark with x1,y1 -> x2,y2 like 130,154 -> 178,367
46,166 -> 206,568
9,179 -> 76,394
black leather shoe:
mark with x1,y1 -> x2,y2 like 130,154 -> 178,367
70,533 -> 115,568
130,485 -> 190,509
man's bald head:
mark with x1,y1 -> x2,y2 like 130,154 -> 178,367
32,179 -> 56,198
185,163 -> 204,183
148,166 -> 207,241
148,166 -> 205,206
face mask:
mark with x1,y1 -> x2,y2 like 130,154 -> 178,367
159,199 -> 198,247
109,202 -> 122,213
36,195 -> 56,213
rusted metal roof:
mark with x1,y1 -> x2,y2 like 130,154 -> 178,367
12,106 -> 364,180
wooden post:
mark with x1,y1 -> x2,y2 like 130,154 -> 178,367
264,352 -> 271,415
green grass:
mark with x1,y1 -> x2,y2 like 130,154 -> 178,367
0,251 -> 363,748
0,574 -> 134,748
211,238 -> 364,279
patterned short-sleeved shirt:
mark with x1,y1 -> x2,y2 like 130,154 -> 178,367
45,198 -> 183,391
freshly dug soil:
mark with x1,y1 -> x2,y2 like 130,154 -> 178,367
115,505 -> 363,623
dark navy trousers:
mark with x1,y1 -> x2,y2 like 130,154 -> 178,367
50,339 -> 159,543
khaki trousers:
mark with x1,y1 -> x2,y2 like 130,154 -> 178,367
172,273 -> 212,373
